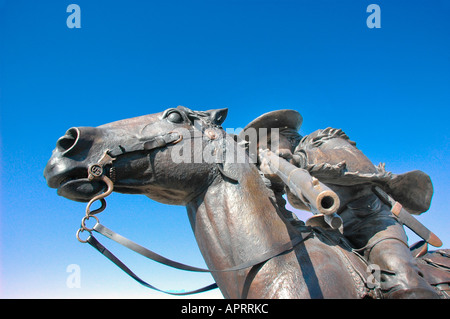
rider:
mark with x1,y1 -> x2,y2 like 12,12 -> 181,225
241,110 -> 440,299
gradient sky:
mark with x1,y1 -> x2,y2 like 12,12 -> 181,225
1,0 -> 449,298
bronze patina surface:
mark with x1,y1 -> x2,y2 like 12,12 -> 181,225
44,106 -> 450,298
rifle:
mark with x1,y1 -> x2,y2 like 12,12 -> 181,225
259,149 -> 343,229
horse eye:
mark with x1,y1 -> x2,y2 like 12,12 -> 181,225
167,111 -> 183,123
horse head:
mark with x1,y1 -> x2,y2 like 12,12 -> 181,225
44,106 -> 228,205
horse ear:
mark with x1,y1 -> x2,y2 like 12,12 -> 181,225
207,108 -> 228,126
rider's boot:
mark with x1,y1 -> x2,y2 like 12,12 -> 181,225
340,193 -> 440,298
367,237 -> 440,299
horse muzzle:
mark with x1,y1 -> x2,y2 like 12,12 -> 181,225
44,127 -> 108,202
44,159 -> 106,202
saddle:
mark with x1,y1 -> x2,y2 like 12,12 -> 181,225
413,243 -> 450,298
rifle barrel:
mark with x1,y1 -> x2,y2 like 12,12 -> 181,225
260,150 -> 342,229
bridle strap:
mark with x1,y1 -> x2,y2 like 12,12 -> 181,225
86,235 -> 219,296
93,222 -> 313,273
93,223 -> 211,272
108,131 -> 182,158
84,221 -> 313,296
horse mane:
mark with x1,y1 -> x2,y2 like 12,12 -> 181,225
176,105 -> 305,229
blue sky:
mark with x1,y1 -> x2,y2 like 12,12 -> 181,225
1,0 -> 449,298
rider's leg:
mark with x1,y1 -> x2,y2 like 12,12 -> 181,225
365,225 -> 439,298
341,194 -> 440,299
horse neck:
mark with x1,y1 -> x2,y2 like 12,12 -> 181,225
186,162 -> 296,295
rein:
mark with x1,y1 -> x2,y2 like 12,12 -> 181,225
75,132 -> 314,296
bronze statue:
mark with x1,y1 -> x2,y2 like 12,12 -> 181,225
241,109 -> 447,298
43,106 -> 450,298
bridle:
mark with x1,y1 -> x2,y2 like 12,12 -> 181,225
74,130 -> 314,297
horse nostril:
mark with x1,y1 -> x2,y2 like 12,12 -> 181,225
56,127 -> 80,154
